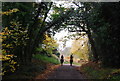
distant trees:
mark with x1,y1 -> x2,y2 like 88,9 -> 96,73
70,33 -> 89,61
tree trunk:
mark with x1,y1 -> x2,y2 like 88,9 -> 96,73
87,31 -> 99,62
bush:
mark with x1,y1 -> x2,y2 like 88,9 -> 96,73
1,55 -> 19,76
2,59 -> 47,79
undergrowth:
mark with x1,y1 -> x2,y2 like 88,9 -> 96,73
3,54 -> 59,80
3,59 -> 47,80
80,61 -> 120,79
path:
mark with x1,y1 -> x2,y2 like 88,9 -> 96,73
46,64 -> 87,80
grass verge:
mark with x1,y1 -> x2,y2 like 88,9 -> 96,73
33,54 -> 59,64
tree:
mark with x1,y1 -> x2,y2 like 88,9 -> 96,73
36,34 -> 58,56
70,33 -> 89,61
2,2 -> 74,65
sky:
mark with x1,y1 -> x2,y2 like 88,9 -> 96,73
54,28 -> 78,53
51,1 -> 89,51
52,1 -> 77,51
48,1 -> 77,52
50,1 -> 88,55
54,29 -> 73,51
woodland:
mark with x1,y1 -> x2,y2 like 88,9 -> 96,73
1,2 -> 120,80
